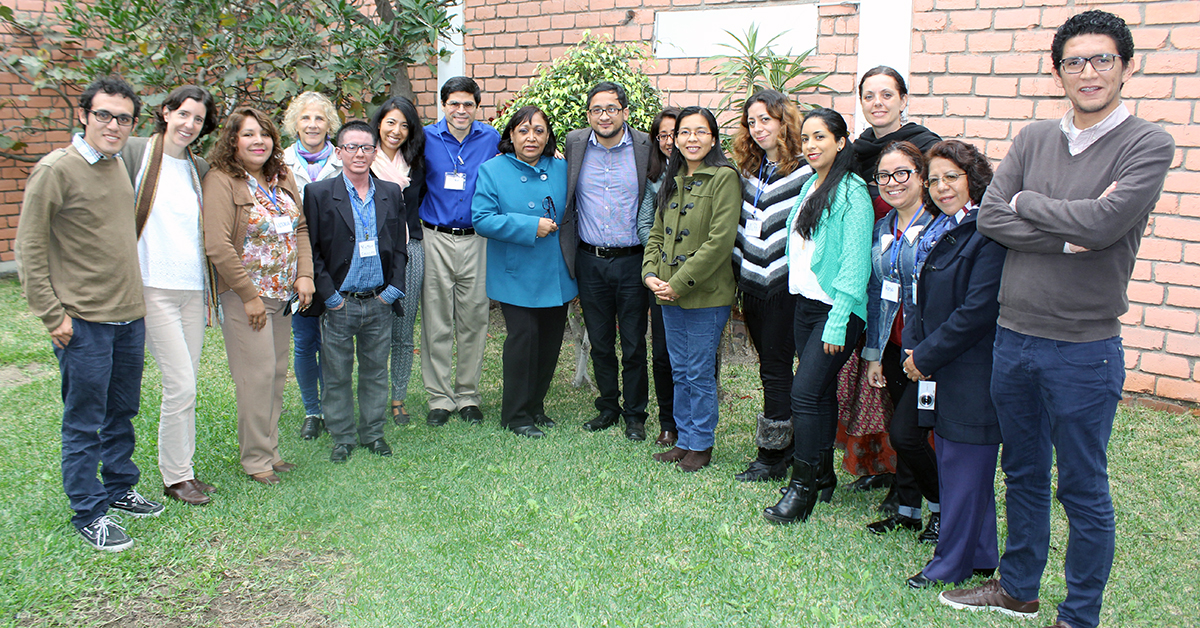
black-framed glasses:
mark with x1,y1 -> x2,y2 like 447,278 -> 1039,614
339,144 -> 377,154
542,196 -> 557,222
588,105 -> 623,117
925,172 -> 965,188
873,169 -> 915,185
1058,54 -> 1118,75
88,109 -> 135,127
656,132 -> 673,141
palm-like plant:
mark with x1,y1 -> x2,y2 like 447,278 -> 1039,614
708,24 -> 831,119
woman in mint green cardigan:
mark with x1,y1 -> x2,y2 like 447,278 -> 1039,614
764,107 -> 873,524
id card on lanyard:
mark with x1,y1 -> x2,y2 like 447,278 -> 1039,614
882,211 -> 921,303
258,183 -> 293,235
746,159 -> 777,239
441,133 -> 467,191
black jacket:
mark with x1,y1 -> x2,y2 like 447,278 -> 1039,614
902,210 -> 1005,445
301,175 -> 408,318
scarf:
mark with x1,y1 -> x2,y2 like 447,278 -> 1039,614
370,148 -> 411,189
851,123 -> 943,184
914,203 -> 976,278
296,141 -> 334,183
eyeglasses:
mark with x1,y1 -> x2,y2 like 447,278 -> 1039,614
445,100 -> 476,111
339,144 -> 377,154
656,132 -> 674,141
1058,54 -> 1118,75
676,129 -> 712,140
873,169 -> 915,185
925,172 -> 965,188
588,105 -> 623,117
542,196 -> 558,222
88,109 -> 135,127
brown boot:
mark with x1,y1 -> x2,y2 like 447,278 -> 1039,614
653,446 -> 687,462
678,448 -> 713,472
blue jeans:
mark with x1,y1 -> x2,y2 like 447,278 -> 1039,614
292,314 -> 322,416
661,304 -> 729,451
321,295 -> 393,446
791,296 -> 864,466
53,318 -> 145,528
391,238 -> 424,401
992,326 -> 1123,628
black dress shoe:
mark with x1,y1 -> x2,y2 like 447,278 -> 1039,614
363,438 -> 392,456
866,513 -> 922,534
582,413 -> 620,431
509,424 -> 545,438
848,473 -> 894,492
625,421 -> 646,441
918,512 -> 941,544
300,415 -> 324,440
460,405 -> 484,425
330,443 -> 354,463
533,413 -> 556,428
973,568 -> 996,578
907,571 -> 939,589
427,408 -> 451,426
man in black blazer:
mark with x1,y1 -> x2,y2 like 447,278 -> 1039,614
302,120 -> 408,464
560,82 -> 653,441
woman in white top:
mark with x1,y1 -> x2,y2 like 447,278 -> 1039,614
123,85 -> 218,506
281,92 -> 342,440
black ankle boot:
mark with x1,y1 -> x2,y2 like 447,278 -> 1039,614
734,447 -> 789,482
763,460 -> 819,524
815,449 -> 837,503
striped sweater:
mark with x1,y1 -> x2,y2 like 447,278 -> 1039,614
733,162 -> 814,299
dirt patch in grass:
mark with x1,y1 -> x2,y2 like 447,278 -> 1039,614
17,550 -> 339,628
0,364 -> 52,389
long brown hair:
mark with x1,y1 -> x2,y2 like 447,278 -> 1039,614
731,89 -> 804,178
207,107 -> 287,182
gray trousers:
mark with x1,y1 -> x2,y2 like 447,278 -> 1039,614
321,295 -> 392,446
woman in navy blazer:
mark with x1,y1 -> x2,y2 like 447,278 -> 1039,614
473,106 -> 578,438
899,140 -> 1005,589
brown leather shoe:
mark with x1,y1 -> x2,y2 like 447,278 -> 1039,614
164,480 -> 211,505
272,461 -> 297,473
192,478 -> 216,494
654,430 -> 677,447
652,446 -> 688,462
938,579 -> 1038,619
677,448 -> 713,472
1043,622 -> 1073,628
249,471 -> 281,486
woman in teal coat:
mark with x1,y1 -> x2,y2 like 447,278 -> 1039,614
472,106 -> 577,438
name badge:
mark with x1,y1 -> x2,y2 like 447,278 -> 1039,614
881,279 -> 901,303
745,219 -> 763,238
272,216 -> 294,234
444,172 -> 466,191
359,239 -> 378,257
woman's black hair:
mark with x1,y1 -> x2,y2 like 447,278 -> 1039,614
369,96 -> 425,171
496,105 -> 557,160
793,107 -> 859,239
857,65 -> 908,98
646,106 -> 680,182
655,106 -> 736,218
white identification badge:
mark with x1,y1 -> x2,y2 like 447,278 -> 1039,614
881,279 -> 901,303
745,219 -> 763,238
359,239 -> 378,257
444,172 -> 466,190
917,380 -> 937,410
272,216 -> 294,234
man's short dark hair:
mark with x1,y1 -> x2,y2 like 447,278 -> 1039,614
153,85 -> 218,139
1051,10 -> 1134,69
587,82 -> 628,110
440,76 -> 481,106
79,76 -> 142,120
335,120 -> 378,146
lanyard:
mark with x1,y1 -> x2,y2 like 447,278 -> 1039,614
439,132 -> 466,173
752,159 -> 777,212
256,183 -> 280,213
889,208 -> 922,279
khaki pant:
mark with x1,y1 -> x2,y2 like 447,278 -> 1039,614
144,287 -> 205,486
219,291 -> 289,475
420,227 -> 488,412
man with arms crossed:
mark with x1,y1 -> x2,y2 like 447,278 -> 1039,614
562,82 -> 653,441
304,120 -> 408,463
419,77 -> 500,427
939,11 -> 1174,628
16,76 -> 165,552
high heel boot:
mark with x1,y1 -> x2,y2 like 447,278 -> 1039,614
763,460 -> 819,524
815,449 -> 836,503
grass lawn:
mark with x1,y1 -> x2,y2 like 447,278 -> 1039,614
0,275 -> 1196,627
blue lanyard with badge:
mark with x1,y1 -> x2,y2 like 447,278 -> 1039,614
745,159 -> 777,239
440,133 -> 467,191
257,182 -> 294,235
881,209 -> 922,304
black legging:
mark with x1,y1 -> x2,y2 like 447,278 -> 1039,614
790,296 -> 865,466
881,341 -> 940,505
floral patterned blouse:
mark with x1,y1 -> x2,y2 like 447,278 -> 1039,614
241,175 -> 300,300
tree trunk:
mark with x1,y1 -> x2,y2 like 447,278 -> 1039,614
391,62 -> 417,104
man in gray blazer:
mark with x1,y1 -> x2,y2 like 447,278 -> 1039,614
560,81 -> 653,441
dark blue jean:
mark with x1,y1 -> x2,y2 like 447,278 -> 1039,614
791,296 -> 864,466
992,326 -> 1123,628
53,318 -> 145,528
661,304 -> 730,451
575,251 -> 649,423
292,314 -> 323,417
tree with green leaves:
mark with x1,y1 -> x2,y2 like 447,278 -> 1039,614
0,0 -> 458,161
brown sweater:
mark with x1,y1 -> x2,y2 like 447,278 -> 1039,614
16,145 -> 145,330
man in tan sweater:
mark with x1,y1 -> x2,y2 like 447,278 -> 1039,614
16,76 -> 163,552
